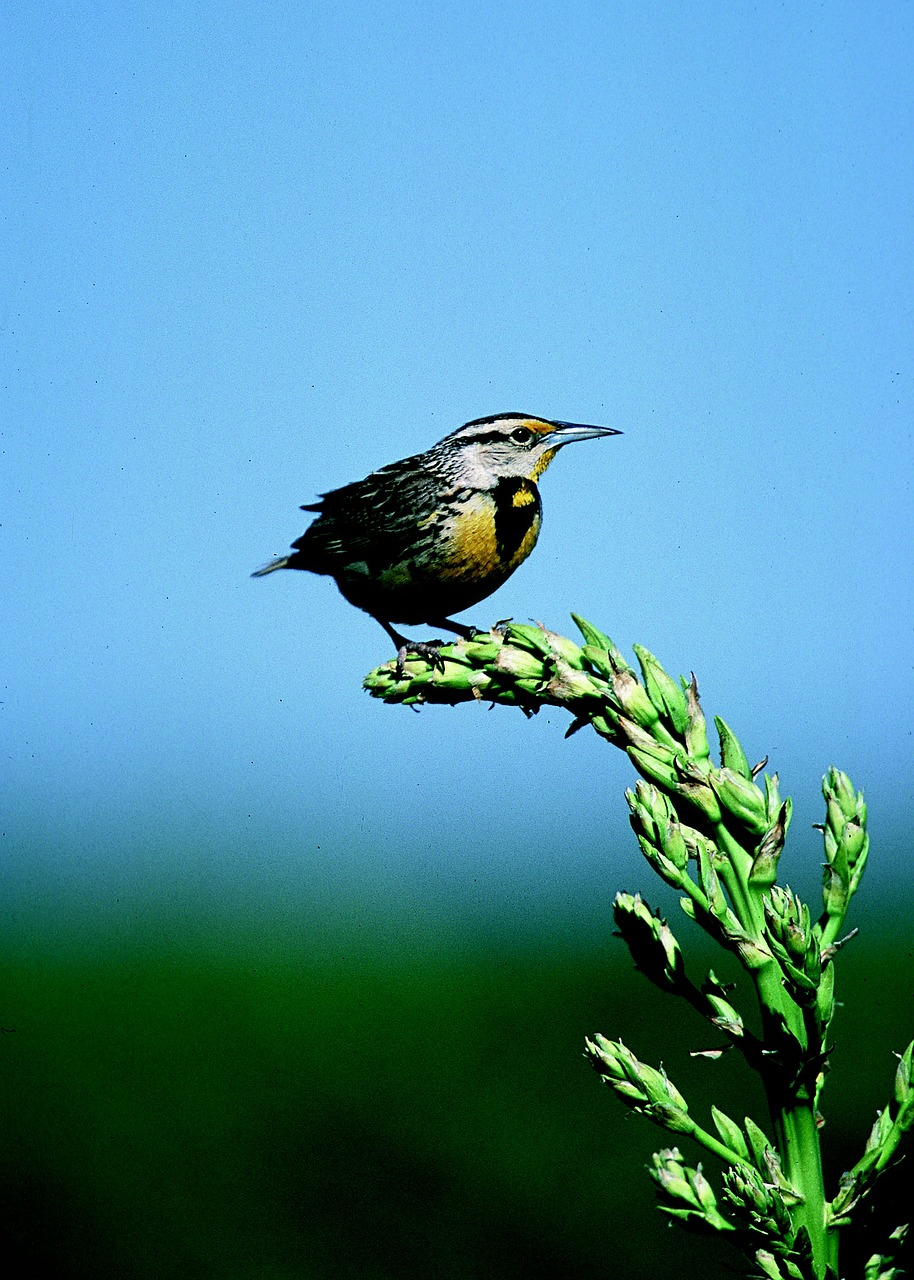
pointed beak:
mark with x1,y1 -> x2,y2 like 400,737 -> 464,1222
547,420 -> 623,446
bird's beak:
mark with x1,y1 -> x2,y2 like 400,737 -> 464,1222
548,420 -> 623,446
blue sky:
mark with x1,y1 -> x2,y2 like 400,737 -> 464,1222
3,1 -> 912,952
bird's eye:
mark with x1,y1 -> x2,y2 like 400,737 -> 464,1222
511,427 -> 534,444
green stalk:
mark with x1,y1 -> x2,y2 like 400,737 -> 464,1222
769,1092 -> 830,1277
754,959 -> 805,1048
714,811 -> 827,1271
709,822 -> 763,934
752,946 -> 830,1274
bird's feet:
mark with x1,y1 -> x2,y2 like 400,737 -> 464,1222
395,639 -> 446,679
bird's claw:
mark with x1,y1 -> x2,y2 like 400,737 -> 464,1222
395,640 -> 446,678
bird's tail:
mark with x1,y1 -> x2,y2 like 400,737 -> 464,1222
251,556 -> 290,577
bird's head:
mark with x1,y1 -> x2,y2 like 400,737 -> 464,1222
441,413 -> 621,486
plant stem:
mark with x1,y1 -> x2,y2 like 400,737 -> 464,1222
770,1089 -> 830,1277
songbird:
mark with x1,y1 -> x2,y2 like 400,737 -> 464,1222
253,412 -> 620,666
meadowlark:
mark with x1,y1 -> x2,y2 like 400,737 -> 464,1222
253,412 -> 620,666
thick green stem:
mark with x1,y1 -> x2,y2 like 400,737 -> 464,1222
754,962 -> 803,1042
770,1093 -> 830,1278
753,942 -> 831,1274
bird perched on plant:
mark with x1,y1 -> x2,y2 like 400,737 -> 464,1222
253,412 -> 620,667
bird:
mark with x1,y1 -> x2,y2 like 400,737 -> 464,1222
253,412 -> 621,668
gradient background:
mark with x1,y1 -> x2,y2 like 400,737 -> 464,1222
3,2 -> 913,1277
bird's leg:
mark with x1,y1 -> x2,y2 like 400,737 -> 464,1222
432,618 -> 477,641
375,618 -> 483,676
375,619 -> 448,677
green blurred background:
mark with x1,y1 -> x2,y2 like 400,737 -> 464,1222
3,915 -> 912,1278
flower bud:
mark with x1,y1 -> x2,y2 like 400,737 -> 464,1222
634,644 -> 690,734
816,960 -> 835,1028
674,776 -> 724,824
821,864 -> 848,917
540,628 -> 586,668
714,716 -> 752,779
659,820 -> 690,872
627,745 -> 679,791
650,1150 -> 734,1233
838,820 -> 867,866
611,667 -> 663,731
589,712 -> 621,742
827,795 -> 848,845
709,767 -> 769,834
697,848 -> 729,922
650,1148 -> 692,1200
750,802 -> 789,886
826,767 -> 860,819
544,659 -> 602,702
894,1040 -> 914,1107
494,645 -> 545,680
684,676 -> 711,761
711,1106 -> 750,1160
706,994 -> 745,1039
461,639 -> 503,662
571,613 -> 612,650
613,892 -> 684,991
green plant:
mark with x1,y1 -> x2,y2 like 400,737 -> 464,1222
365,618 -> 913,1280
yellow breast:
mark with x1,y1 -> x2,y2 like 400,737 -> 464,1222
437,494 -> 501,581
437,481 -> 542,584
